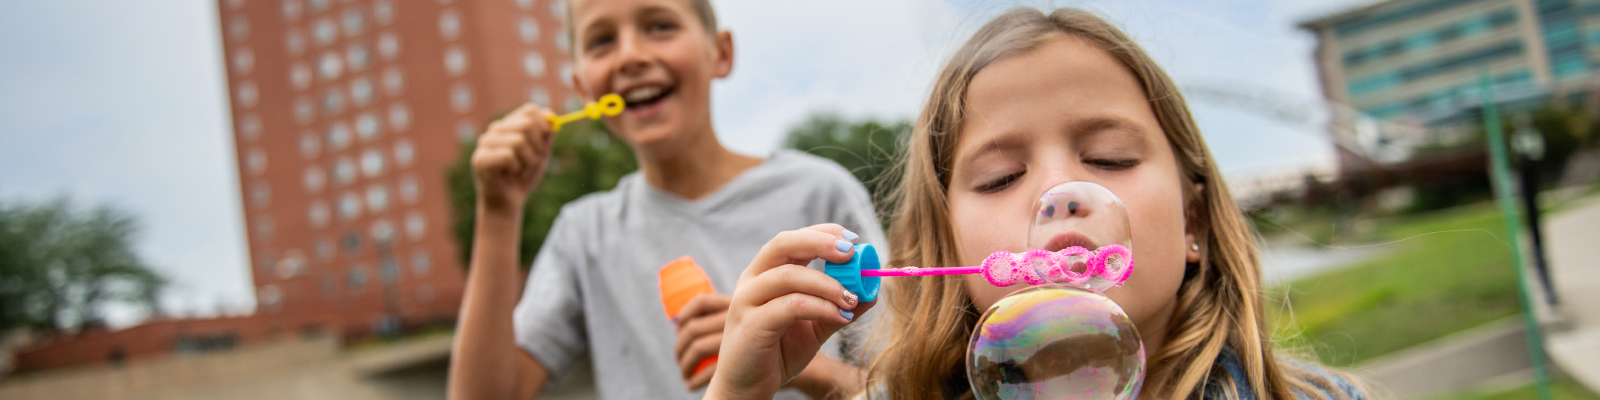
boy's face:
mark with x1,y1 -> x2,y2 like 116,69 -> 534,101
569,0 -> 732,153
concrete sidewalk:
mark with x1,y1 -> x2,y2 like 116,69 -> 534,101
1544,194 -> 1600,392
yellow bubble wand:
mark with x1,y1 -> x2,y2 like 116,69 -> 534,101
547,93 -> 626,131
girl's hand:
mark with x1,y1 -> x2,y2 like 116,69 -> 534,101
707,224 -> 873,400
470,103 -> 557,212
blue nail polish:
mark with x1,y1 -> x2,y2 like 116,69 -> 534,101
842,229 -> 859,242
840,309 -> 854,320
835,240 -> 853,253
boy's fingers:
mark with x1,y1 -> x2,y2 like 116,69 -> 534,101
685,359 -> 716,391
745,229 -> 855,280
675,295 -> 731,330
672,310 -> 724,360
677,332 -> 721,380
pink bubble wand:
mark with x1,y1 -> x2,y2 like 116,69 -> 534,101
861,244 -> 1133,289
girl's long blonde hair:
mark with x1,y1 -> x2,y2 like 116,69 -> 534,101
866,7 -> 1356,400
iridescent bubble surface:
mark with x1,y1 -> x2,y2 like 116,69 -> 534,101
967,285 -> 1145,400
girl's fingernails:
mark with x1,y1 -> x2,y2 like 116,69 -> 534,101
835,240 -> 853,253
840,309 -> 855,321
843,229 -> 859,242
842,289 -> 858,307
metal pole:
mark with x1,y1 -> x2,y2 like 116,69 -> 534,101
1477,67 -> 1552,400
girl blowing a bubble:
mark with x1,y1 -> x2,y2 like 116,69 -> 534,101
705,8 -> 1369,400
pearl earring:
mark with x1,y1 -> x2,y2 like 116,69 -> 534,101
1191,243 -> 1200,251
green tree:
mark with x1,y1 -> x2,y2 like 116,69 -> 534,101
782,113 -> 910,226
448,119 -> 638,269
0,198 -> 166,334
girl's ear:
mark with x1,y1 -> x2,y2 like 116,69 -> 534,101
713,30 -> 734,79
1184,182 -> 1205,263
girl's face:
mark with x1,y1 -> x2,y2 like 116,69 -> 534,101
569,0 -> 732,154
948,35 -> 1196,338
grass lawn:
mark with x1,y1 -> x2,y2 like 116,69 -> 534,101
1421,374 -> 1600,400
1267,202 -> 1525,367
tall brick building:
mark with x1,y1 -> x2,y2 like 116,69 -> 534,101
217,0 -> 581,339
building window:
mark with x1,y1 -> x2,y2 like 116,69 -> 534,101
281,0 -> 303,22
373,0 -> 395,25
342,7 -> 366,37
388,102 -> 410,131
366,184 -> 390,212
285,29 -> 307,56
405,211 -> 426,240
254,215 -> 274,238
411,249 -> 431,275
308,0 -> 329,13
399,176 -> 420,204
519,17 -> 539,43
380,257 -> 400,282
318,51 -> 344,81
360,149 -> 385,177
294,97 -> 315,124
377,32 -> 400,60
355,111 -> 381,139
371,218 -> 395,245
232,48 -> 254,75
550,1 -> 566,24
290,62 -> 312,90
439,10 -> 461,40
451,83 -> 474,112
322,88 -> 346,115
346,43 -> 371,72
393,139 -> 415,167
523,52 -> 545,77
314,18 -> 338,47
304,165 -> 326,192
309,199 -> 331,227
515,0 -> 533,10
315,237 -> 335,260
228,16 -> 249,41
235,81 -> 258,108
559,62 -> 573,86
351,78 -> 375,107
342,232 -> 362,253
339,192 -> 363,220
382,67 -> 404,96
260,285 -> 283,308
279,250 -> 307,278
555,30 -> 570,54
528,86 -> 550,107
239,114 -> 262,141
348,268 -> 369,292
250,182 -> 270,208
327,121 -> 352,150
456,120 -> 478,141
333,157 -> 357,185
246,148 -> 268,175
319,276 -> 336,299
445,46 -> 468,76
300,131 -> 321,158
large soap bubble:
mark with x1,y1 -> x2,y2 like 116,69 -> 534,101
966,181 -> 1145,400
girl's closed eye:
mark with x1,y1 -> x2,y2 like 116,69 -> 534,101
1084,157 -> 1139,171
975,171 -> 1023,193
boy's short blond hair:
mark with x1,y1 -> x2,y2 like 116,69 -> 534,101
565,0 -> 719,52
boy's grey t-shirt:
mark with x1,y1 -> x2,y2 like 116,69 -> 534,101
513,150 -> 887,400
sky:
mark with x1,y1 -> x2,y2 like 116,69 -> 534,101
0,0 -> 1370,327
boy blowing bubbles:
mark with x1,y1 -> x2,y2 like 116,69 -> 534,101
449,0 -> 883,399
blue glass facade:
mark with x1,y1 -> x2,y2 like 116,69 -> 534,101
1341,8 -> 1518,67
1536,0 -> 1591,79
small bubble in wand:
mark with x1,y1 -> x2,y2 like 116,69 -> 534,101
860,245 -> 1133,289
547,93 -> 626,131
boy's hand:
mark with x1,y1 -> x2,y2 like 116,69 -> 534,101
471,103 -> 557,212
674,294 -> 730,390
706,224 -> 873,400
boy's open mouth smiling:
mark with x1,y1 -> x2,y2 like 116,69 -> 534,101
621,83 -> 675,110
